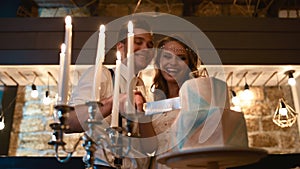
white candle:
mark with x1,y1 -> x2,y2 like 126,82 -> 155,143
58,43 -> 66,104
111,51 -> 121,128
58,15 -> 72,105
127,20 -> 135,114
92,24 -> 106,101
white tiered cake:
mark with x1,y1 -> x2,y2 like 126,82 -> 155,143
175,77 -> 248,150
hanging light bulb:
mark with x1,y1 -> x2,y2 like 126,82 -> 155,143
285,70 -> 296,86
229,72 -> 240,106
230,90 -> 240,106
241,82 -> 253,100
229,72 -> 242,111
31,84 -> 39,98
43,91 -> 51,105
273,98 -> 297,128
43,74 -> 51,105
230,89 -> 242,111
0,116 -> 4,130
30,74 -> 39,98
278,99 -> 288,116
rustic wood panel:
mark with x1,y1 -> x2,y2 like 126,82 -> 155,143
217,49 -> 300,65
1,32 -> 299,50
1,49 -> 300,65
0,17 -> 299,65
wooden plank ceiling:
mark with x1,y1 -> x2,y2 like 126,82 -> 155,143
0,65 -> 298,87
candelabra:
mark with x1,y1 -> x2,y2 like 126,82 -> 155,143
48,102 -> 134,169
48,104 -> 79,163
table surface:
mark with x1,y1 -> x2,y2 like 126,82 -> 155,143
157,146 -> 268,169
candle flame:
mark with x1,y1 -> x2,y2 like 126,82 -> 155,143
65,15 -> 72,26
61,43 -> 66,53
116,51 -> 121,60
128,20 -> 133,33
100,24 -> 105,33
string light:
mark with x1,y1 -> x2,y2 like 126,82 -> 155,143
31,75 -> 38,98
31,84 -> 38,98
285,70 -> 296,86
231,90 -> 240,106
241,76 -> 253,100
229,72 -> 241,111
43,91 -> 51,105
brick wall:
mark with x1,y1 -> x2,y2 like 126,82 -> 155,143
8,84 -> 300,156
9,86 -> 85,156
234,85 -> 300,153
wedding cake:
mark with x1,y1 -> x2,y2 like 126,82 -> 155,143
175,77 -> 248,150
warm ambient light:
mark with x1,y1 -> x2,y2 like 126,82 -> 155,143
285,70 -> 296,86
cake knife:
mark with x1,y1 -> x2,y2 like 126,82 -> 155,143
143,97 -> 181,115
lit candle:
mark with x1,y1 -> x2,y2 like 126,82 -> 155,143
58,15 -> 72,105
92,24 -> 106,101
111,51 -> 121,128
127,20 -> 135,114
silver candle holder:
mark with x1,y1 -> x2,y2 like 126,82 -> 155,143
48,102 -> 134,169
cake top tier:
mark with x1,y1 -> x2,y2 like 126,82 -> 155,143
179,77 -> 230,111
